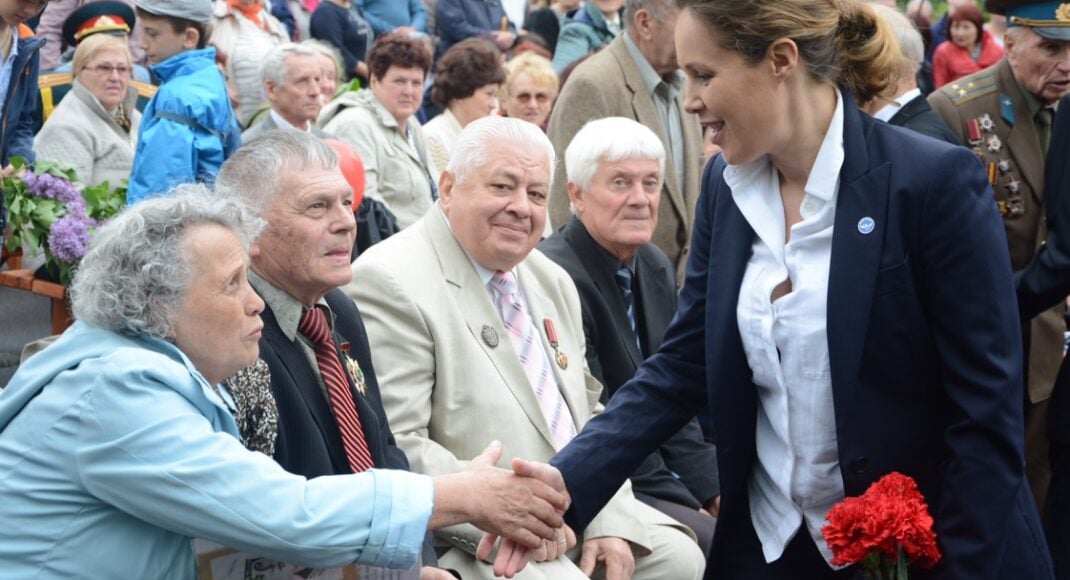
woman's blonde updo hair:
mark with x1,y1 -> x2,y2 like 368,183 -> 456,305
676,0 -> 902,103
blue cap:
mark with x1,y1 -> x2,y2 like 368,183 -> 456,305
986,0 -> 1070,40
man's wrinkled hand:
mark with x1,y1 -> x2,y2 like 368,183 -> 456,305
532,524 -> 576,563
578,537 -> 634,580
464,442 -> 567,551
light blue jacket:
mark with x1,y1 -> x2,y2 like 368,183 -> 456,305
126,48 -> 241,204
0,322 -> 433,579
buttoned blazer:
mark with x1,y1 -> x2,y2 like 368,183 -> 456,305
887,94 -> 962,146
257,289 -> 409,477
538,216 -> 719,508
929,59 -> 1061,403
547,36 -> 703,279
551,92 -> 1053,579
348,210 -> 656,556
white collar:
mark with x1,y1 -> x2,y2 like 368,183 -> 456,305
269,109 -> 311,132
872,88 -> 921,123
724,90 -> 844,204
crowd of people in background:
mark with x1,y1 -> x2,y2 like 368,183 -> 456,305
2,0 -> 1070,578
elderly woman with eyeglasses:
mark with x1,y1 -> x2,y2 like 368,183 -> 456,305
0,189 -> 567,579
34,33 -> 141,188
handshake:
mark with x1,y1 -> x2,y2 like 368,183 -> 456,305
430,440 -> 571,578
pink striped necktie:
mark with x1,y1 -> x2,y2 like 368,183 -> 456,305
489,271 -> 577,449
298,306 -> 375,473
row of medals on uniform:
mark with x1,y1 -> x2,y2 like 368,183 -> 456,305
969,113 -> 1025,218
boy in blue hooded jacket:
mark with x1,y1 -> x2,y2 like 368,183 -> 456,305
127,0 -> 240,204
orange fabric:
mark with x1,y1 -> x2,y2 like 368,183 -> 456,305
325,139 -> 366,210
17,24 -> 34,39
227,0 -> 263,28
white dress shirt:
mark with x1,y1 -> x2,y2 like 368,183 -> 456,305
724,91 -> 846,567
872,88 -> 922,123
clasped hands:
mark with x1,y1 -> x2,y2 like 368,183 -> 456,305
467,450 -> 572,578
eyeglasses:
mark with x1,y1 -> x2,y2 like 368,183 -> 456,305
514,92 -> 552,104
85,64 -> 132,76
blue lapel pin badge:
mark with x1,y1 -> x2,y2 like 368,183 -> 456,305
857,217 -> 876,235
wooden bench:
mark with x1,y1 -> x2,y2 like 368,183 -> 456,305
0,248 -> 73,335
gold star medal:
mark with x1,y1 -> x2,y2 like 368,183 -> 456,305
344,353 -> 367,396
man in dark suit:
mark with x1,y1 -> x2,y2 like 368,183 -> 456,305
217,131 -> 454,580
866,4 -> 960,145
537,117 -> 718,559
1012,92 -> 1070,579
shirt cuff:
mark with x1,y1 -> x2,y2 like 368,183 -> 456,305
363,469 -> 434,568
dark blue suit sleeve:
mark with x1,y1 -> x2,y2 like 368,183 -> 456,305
918,146 -> 1036,578
270,0 -> 297,39
435,0 -> 495,46
310,6 -> 359,75
551,159 -> 717,531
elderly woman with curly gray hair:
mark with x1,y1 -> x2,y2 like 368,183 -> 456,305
0,190 -> 567,579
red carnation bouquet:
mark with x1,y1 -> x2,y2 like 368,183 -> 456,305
821,472 -> 941,580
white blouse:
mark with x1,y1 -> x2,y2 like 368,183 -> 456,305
724,91 -> 846,567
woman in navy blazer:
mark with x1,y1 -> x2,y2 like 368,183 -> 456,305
526,1 -> 1056,579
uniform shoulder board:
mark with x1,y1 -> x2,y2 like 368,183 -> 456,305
939,71 -> 998,106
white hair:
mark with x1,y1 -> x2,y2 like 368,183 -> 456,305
871,4 -> 925,73
70,186 -> 262,340
258,42 -> 321,89
565,117 -> 665,193
217,130 -> 339,216
446,116 -> 556,186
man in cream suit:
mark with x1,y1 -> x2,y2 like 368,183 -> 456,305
347,116 -> 704,580
546,0 -> 702,280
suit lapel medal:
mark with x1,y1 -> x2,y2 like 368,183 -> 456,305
543,318 -> 568,370
338,341 -> 366,396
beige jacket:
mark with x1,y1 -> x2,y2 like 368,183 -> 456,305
547,36 -> 703,281
347,211 -> 688,564
34,81 -> 141,188
320,89 -> 438,229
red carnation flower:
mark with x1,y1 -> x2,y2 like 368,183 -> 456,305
821,472 -> 941,578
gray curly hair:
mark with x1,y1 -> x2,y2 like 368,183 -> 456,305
69,185 -> 264,340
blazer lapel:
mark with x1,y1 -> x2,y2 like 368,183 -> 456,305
705,170 -> 758,444
564,217 -> 642,367
635,246 -> 674,353
260,305 -> 350,471
425,214 -> 558,448
614,39 -> 687,226
827,97 -> 892,425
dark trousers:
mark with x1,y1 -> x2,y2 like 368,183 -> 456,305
1047,440 -> 1070,580
635,493 -> 717,558
712,511 -> 858,580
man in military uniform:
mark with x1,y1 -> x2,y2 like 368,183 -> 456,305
929,0 -> 1070,512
